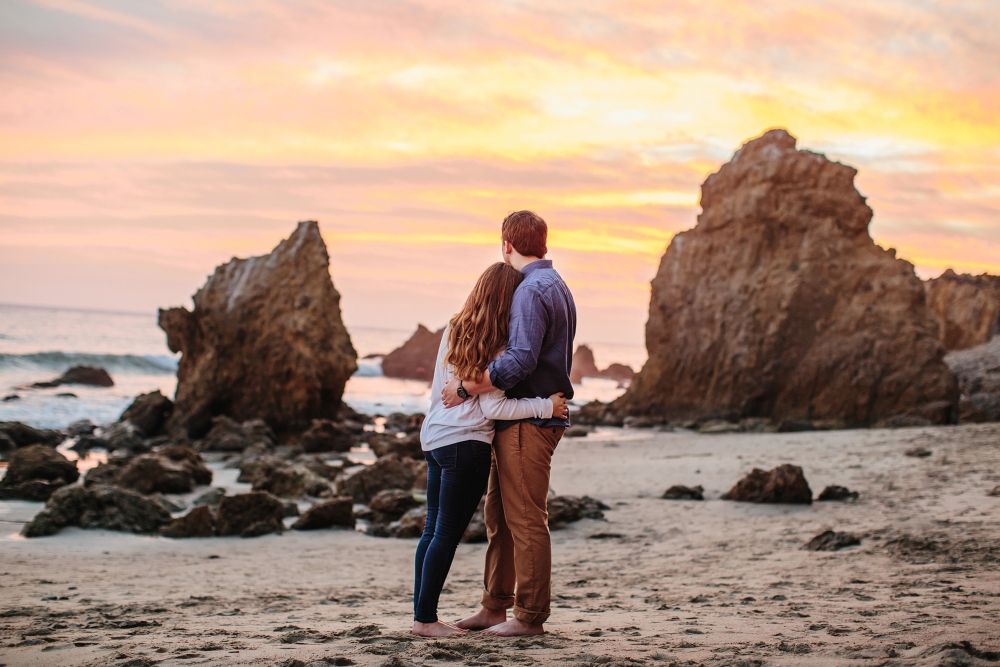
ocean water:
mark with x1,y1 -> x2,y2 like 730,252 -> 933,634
0,304 -> 644,429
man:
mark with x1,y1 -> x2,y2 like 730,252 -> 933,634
441,210 -> 576,637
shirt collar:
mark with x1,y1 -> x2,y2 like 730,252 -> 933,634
520,259 -> 552,276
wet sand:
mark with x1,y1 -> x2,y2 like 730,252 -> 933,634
1,423 -> 998,667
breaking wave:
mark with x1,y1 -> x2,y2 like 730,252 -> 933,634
0,352 -> 178,374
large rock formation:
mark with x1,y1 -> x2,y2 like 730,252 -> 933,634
945,337 -> 1000,423
925,270 -> 1000,351
570,345 -> 635,386
159,221 -> 357,437
613,129 -> 957,427
381,325 -> 444,381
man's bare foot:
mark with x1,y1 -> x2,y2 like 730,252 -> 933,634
481,618 -> 544,637
454,606 -> 507,630
412,620 -> 468,637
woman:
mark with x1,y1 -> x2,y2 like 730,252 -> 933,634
413,262 -> 569,637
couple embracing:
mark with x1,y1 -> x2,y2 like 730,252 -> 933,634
412,210 -> 576,638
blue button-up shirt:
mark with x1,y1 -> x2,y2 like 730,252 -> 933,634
488,259 -> 577,431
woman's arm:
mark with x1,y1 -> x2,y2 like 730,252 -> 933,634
479,389 -> 552,421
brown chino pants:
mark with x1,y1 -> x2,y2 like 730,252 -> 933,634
480,422 -> 564,624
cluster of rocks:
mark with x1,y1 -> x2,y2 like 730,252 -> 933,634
661,464 -> 859,505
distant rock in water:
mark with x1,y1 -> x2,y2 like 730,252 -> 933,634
570,345 -> 635,386
159,221 -> 358,438
31,365 -> 114,388
945,337 -> 1000,423
611,129 -> 957,427
381,324 -> 444,381
925,269 -> 1000,351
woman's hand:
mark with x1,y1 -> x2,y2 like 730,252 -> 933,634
549,392 -> 569,419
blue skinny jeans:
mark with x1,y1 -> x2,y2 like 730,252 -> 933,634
413,440 -> 492,623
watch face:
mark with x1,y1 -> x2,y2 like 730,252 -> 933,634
457,385 -> 469,399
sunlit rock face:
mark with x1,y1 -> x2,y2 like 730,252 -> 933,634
924,269 -> 1000,351
159,221 -> 357,438
615,129 -> 957,427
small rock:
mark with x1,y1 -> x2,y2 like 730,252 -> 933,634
193,487 -> 227,506
369,489 -> 419,518
803,530 -> 861,551
66,419 -> 97,437
282,500 -> 300,517
215,492 -> 285,537
2,393 -> 19,401
119,391 -> 174,437
291,497 -> 355,530
299,419 -> 356,453
91,445 -> 212,495
697,420 -> 739,434
564,425 -> 590,438
661,485 -> 704,500
987,486 -> 1000,497
548,495 -> 609,528
31,365 -> 114,388
721,464 -> 812,504
56,392 -> 77,398
69,434 -> 108,453
198,416 -> 276,452
367,432 -> 422,459
336,454 -> 416,503
389,506 -> 426,538
0,421 -> 62,448
98,421 -> 148,453
237,455 -> 288,485
905,447 -> 932,458
150,494 -> 188,512
0,445 -> 80,501
160,505 -> 216,538
252,465 -> 331,498
817,485 -> 859,501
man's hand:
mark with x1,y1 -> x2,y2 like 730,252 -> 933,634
441,372 -> 495,408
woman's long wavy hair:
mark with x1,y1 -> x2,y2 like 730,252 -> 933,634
445,262 -> 523,381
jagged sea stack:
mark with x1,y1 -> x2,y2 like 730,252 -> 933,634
159,221 -> 358,437
613,129 -> 957,427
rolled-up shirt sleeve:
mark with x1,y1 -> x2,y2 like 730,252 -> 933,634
488,286 -> 548,391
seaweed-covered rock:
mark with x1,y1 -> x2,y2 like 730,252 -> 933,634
119,391 -> 174,436
160,505 -> 216,538
22,485 -> 171,537
291,497 -> 355,530
215,492 -> 285,537
722,464 -> 812,504
0,444 -> 79,501
159,221 -> 357,438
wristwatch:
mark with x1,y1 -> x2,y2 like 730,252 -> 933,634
456,382 -> 470,401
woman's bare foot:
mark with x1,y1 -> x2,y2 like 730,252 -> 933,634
412,621 -> 468,637
482,618 -> 544,637
454,606 -> 507,630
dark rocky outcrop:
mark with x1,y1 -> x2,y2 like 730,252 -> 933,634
85,446 -> 211,495
945,337 -> 1000,423
160,505 -> 216,538
381,325 -> 443,381
722,464 -> 812,504
119,391 -> 174,436
215,491 -> 285,537
547,495 -> 609,528
817,485 -> 859,501
570,345 -> 635,386
159,221 -> 357,438
291,497 -> 355,530
22,485 -> 171,537
611,129 -> 957,427
662,485 -> 704,500
925,270 -> 1000,351
0,445 -> 79,501
803,530 -> 861,551
32,365 -> 114,388
0,421 -> 62,449
299,419 -> 357,453
337,454 -> 416,503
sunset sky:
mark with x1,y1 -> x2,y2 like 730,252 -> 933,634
1,0 -> 998,347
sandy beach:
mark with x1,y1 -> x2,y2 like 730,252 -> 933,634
2,423 -> 998,667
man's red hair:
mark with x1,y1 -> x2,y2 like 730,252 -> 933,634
501,210 -> 547,258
